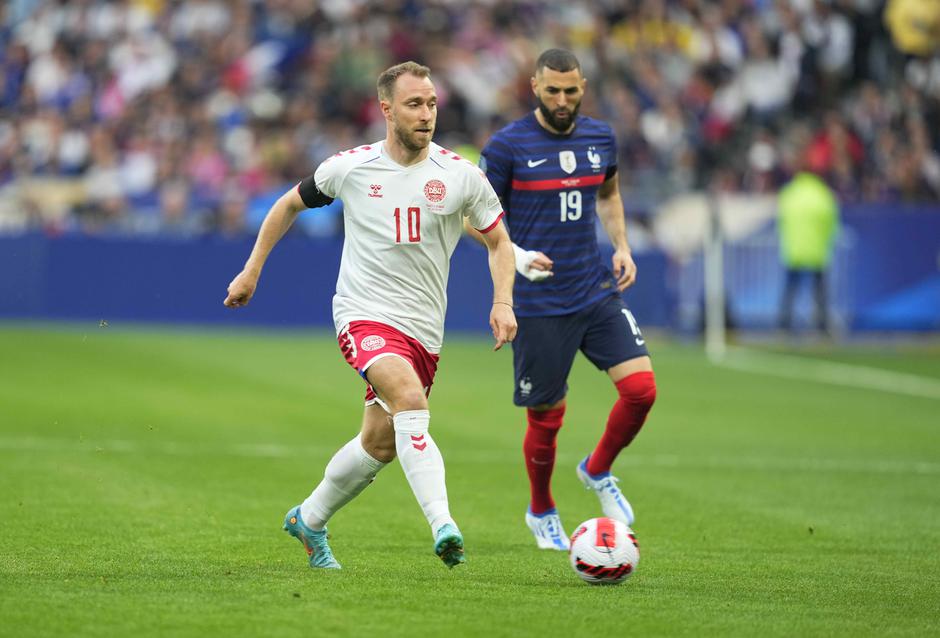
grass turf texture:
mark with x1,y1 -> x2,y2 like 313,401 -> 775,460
1,323 -> 938,637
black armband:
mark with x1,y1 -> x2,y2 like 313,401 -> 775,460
605,164 -> 618,181
296,175 -> 334,209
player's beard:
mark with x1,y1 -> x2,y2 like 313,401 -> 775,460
537,95 -> 580,133
393,120 -> 434,152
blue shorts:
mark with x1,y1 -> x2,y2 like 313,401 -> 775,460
511,295 -> 650,407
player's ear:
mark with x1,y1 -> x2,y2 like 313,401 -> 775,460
380,99 -> 392,120
530,75 -> 538,96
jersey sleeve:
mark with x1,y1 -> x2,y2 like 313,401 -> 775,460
605,125 -> 619,181
313,156 -> 344,199
480,134 -> 514,205
463,164 -> 504,233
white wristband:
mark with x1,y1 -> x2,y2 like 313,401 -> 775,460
511,243 -> 551,282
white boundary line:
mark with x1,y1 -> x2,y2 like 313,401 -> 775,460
1,436 -> 938,475
717,346 -> 940,401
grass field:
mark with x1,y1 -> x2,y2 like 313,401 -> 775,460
1,323 -> 938,637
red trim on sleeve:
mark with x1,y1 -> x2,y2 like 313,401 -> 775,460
510,174 -> 606,191
477,211 -> 504,234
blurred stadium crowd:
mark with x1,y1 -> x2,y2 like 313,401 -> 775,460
0,0 -> 937,237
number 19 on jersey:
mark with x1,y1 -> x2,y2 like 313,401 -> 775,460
559,190 -> 582,222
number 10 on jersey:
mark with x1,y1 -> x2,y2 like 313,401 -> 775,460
559,190 -> 582,222
394,206 -> 421,243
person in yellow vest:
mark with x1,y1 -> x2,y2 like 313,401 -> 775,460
777,171 -> 840,333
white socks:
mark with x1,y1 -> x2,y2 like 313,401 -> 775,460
393,409 -> 455,535
300,434 -> 386,530
299,411 -> 455,536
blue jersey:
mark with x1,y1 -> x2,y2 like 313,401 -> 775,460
481,112 -> 619,317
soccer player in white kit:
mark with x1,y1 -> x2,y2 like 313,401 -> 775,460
224,62 -> 517,569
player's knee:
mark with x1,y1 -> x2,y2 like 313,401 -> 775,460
527,404 -> 566,432
616,371 -> 657,410
390,389 -> 428,413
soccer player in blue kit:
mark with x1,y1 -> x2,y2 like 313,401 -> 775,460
471,49 -> 657,550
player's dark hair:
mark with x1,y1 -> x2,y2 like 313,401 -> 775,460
377,61 -> 431,101
535,49 -> 581,75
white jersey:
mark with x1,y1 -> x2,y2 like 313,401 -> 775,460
313,140 -> 504,353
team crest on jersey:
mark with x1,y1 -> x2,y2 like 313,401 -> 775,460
361,335 -> 386,351
368,184 -> 383,198
559,150 -> 577,174
424,179 -> 446,203
587,146 -> 602,171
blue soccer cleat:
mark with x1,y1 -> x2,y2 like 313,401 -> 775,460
525,507 -> 570,551
576,456 -> 635,526
283,506 -> 341,569
434,523 -> 465,568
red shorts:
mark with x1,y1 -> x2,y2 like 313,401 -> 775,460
337,320 -> 440,405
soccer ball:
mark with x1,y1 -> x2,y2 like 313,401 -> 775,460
568,517 -> 639,585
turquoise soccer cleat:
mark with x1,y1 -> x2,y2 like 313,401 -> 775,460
434,523 -> 465,568
283,506 -> 341,569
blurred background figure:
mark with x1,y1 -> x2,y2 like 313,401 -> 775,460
777,170 -> 840,335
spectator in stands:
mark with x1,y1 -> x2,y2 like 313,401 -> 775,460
0,0 -> 936,237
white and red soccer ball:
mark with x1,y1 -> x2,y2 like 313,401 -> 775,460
568,517 -> 639,585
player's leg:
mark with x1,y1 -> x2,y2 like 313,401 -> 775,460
299,404 -> 391,529
524,397 -> 570,550
578,298 -> 657,525
513,314 -> 582,550
283,323 -> 396,569
366,354 -> 464,567
589,355 -> 655,474
284,404 -> 392,570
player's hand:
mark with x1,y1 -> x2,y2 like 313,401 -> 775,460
489,303 -> 517,351
612,249 -> 637,292
224,270 -> 258,308
512,243 -> 553,282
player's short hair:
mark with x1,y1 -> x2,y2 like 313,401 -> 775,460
535,49 -> 582,76
377,61 -> 432,102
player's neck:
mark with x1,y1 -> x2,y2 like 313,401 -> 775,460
384,136 -> 430,167
533,109 -> 574,135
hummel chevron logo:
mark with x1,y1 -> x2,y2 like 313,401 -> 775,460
411,433 -> 427,451
527,158 -> 547,167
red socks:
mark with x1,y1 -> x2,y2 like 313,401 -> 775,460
524,405 -> 565,514
585,371 -> 657,476
524,372 -> 656,513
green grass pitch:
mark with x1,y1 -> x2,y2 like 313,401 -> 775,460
1,323 -> 938,637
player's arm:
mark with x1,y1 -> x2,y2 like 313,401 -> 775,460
476,220 -> 518,351
465,218 -> 553,282
224,176 -> 332,308
596,171 -> 637,291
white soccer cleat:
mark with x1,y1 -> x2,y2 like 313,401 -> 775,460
525,507 -> 570,551
576,456 -> 635,526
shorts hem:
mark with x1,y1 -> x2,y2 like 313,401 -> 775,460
361,352 -> 409,376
